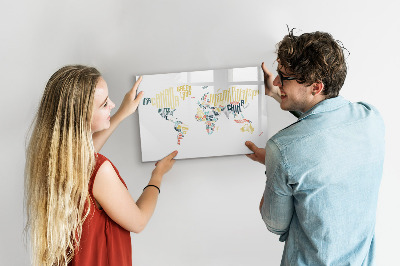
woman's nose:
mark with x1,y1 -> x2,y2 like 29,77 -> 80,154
109,100 -> 115,109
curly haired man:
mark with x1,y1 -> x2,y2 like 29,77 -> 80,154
246,30 -> 385,265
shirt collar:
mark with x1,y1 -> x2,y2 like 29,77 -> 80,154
298,95 -> 350,121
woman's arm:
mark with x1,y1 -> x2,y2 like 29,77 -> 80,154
92,77 -> 144,152
93,150 -> 178,233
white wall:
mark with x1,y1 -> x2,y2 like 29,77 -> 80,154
1,0 -> 399,265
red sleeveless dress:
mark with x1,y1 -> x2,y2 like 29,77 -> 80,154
69,153 -> 132,266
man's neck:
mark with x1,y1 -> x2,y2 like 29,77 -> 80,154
301,95 -> 327,113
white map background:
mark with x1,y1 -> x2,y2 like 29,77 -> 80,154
137,66 -> 268,162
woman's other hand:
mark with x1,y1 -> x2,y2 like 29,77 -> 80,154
152,150 -> 178,178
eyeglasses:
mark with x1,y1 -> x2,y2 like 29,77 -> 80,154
277,70 -> 297,86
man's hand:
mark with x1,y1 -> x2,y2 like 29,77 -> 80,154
245,141 -> 266,165
262,62 -> 281,103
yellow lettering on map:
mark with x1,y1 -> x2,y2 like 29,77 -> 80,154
177,85 -> 192,101
151,87 -> 180,109
240,123 -> 255,134
208,87 -> 258,107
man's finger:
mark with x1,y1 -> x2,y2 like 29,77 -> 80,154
245,141 -> 259,152
261,62 -> 272,76
246,153 -> 257,161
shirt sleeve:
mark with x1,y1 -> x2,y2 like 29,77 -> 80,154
260,139 -> 294,241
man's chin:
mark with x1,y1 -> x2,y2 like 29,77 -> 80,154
279,103 -> 290,111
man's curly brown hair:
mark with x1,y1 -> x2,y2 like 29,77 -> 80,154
277,30 -> 348,98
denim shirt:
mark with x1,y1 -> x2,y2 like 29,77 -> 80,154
261,96 -> 385,266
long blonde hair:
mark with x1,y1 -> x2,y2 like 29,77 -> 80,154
25,65 -> 101,265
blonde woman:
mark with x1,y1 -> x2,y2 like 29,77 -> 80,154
25,65 -> 177,266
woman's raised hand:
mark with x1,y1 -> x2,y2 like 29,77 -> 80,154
116,76 -> 144,119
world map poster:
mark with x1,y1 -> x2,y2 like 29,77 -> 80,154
137,66 -> 268,162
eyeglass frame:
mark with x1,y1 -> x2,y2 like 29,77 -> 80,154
277,69 -> 297,86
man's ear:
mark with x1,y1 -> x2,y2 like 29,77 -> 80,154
312,82 -> 324,96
